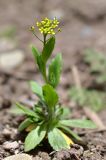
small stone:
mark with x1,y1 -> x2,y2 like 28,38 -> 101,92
2,128 -> 11,137
14,149 -> 20,154
0,50 -> 25,69
4,154 -> 32,160
10,128 -> 18,139
38,151 -> 51,160
54,150 -> 71,160
3,141 -> 19,150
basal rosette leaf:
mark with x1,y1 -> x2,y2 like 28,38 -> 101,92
16,103 -> 38,118
25,126 -> 46,152
58,124 -> 82,141
60,119 -> 96,129
18,118 -> 33,132
48,128 -> 70,151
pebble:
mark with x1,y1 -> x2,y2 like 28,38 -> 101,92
2,128 -> 11,137
14,149 -> 20,154
3,154 -> 32,160
3,141 -> 19,150
0,50 -> 25,70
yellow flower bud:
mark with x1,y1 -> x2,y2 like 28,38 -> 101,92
30,26 -> 35,31
58,28 -> 61,32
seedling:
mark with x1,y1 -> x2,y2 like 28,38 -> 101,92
69,86 -> 106,112
84,49 -> 106,84
16,18 -> 96,152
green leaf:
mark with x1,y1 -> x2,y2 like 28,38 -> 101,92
48,128 -> 70,151
60,119 -> 96,129
34,105 -> 45,119
42,84 -> 58,108
37,55 -> 46,78
18,118 -> 33,132
32,46 -> 40,63
25,126 -> 46,152
48,53 -> 62,88
32,46 -> 46,79
10,106 -> 25,115
42,36 -> 55,62
58,124 -> 81,141
16,103 -> 37,118
30,81 -> 43,99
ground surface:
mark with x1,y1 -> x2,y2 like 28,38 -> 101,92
0,0 -> 106,160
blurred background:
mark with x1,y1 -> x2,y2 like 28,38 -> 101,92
0,0 -> 106,119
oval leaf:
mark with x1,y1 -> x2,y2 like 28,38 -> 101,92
42,36 -> 55,62
25,126 -> 46,152
48,128 -> 70,151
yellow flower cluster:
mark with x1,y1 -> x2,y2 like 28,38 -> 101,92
36,17 -> 60,35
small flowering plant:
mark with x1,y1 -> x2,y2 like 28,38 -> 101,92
16,18 -> 96,152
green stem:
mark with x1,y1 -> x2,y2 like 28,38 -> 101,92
43,64 -> 48,83
47,106 -> 55,130
43,34 -> 47,46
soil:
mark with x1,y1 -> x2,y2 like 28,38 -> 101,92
0,105 -> 106,160
0,0 -> 106,160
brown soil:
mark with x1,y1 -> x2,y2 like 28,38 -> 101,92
0,0 -> 106,159
0,105 -> 106,160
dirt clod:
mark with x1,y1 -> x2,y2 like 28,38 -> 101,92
3,141 -> 19,150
